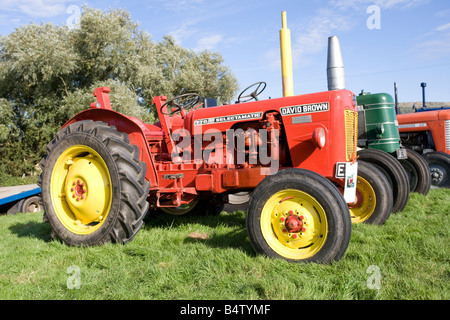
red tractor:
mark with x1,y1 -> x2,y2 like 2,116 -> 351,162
396,81 -> 450,189
397,109 -> 450,188
38,81 -> 365,263
39,12 -> 396,263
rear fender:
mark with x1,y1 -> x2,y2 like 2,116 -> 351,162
62,109 -> 158,187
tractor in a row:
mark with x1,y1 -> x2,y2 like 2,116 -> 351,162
397,103 -> 450,188
356,91 -> 431,215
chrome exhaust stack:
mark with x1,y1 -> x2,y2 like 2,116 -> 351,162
327,36 -> 346,91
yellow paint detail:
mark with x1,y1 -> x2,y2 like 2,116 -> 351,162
51,145 -> 112,235
280,11 -> 294,97
349,176 -> 376,223
345,110 -> 358,162
260,189 -> 328,260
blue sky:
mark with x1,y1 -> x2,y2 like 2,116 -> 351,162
0,0 -> 449,103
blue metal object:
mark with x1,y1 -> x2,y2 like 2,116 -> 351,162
415,106 -> 450,112
0,186 -> 41,206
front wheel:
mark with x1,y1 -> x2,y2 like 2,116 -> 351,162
38,120 -> 150,246
246,169 -> 351,264
421,151 -> 450,188
357,149 -> 410,213
348,161 -> 393,225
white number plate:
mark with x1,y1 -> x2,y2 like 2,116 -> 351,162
335,162 -> 358,203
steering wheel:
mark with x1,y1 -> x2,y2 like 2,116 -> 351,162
160,93 -> 202,116
237,82 -> 266,103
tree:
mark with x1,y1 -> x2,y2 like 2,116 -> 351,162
0,7 -> 239,177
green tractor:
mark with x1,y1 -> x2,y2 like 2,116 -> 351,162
357,91 -> 431,213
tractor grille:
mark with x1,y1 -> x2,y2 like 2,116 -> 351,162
345,110 -> 358,161
445,120 -> 450,150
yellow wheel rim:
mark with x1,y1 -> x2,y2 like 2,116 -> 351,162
160,200 -> 198,216
50,145 -> 112,235
349,176 -> 376,224
260,189 -> 328,260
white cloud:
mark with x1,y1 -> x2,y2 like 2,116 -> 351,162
413,23 -> 450,60
331,0 -> 430,10
168,19 -> 201,44
158,0 -> 205,12
194,34 -> 223,51
272,7 -> 354,70
414,36 -> 450,60
0,13 -> 21,26
374,0 -> 431,9
435,9 -> 450,19
0,0 -> 72,18
274,0 -> 432,70
163,0 -> 244,51
435,23 -> 450,32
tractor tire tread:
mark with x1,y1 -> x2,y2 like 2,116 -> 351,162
38,120 -> 150,246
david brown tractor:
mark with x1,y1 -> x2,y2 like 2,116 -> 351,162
397,105 -> 450,188
38,82 -> 359,263
38,14 -> 391,263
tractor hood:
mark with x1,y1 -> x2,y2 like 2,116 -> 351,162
185,89 -> 354,133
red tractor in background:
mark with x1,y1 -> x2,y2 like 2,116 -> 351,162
397,109 -> 450,188
396,82 -> 450,188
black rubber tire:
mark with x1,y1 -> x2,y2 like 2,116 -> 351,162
38,120 -> 150,246
246,168 -> 351,264
399,149 -> 431,195
358,149 -> 410,213
421,151 -> 450,188
350,161 -> 393,225
20,196 -> 43,213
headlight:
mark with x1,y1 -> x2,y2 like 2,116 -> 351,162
312,127 -> 326,149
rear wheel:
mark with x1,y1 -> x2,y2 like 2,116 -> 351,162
357,149 -> 409,213
399,149 -> 431,195
348,161 -> 393,225
38,120 -> 150,246
421,151 -> 450,188
246,169 -> 351,264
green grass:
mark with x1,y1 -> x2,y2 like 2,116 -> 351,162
0,189 -> 449,300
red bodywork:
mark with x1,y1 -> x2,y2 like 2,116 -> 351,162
397,110 -> 450,155
63,87 -> 358,208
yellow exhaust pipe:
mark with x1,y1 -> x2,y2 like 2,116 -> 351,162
280,11 -> 294,97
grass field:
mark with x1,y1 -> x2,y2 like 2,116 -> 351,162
0,189 -> 448,301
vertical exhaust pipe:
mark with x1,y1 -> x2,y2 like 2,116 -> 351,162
421,82 -> 427,109
280,11 -> 294,97
327,36 -> 346,91
394,82 -> 400,114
